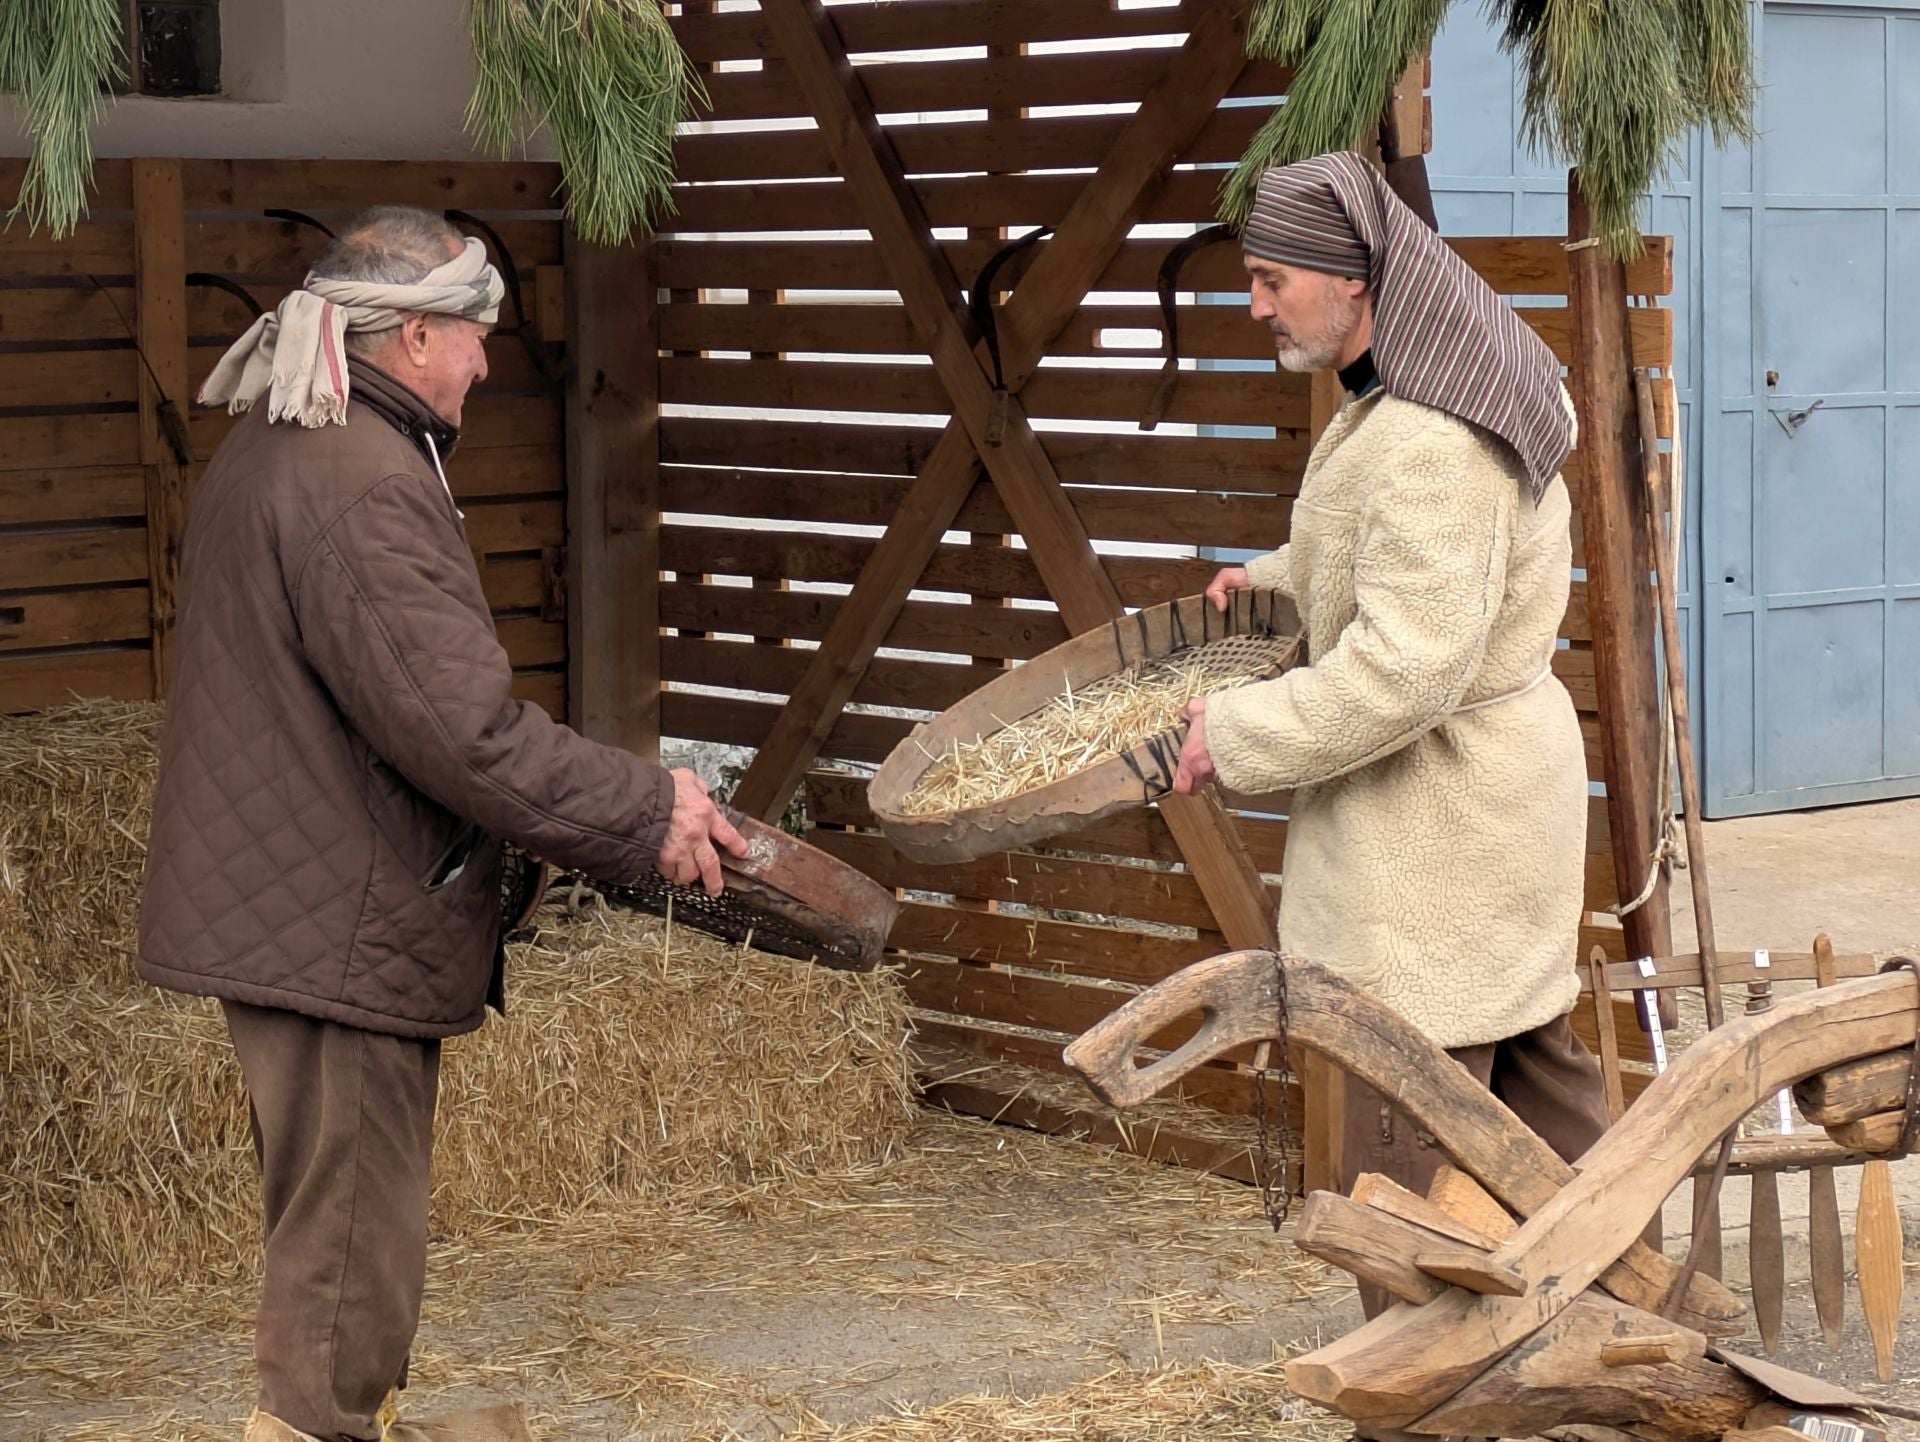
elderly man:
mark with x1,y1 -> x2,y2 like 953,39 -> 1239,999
1174,153 -> 1609,1313
137,206 -> 745,1442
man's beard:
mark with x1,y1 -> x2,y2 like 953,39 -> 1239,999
1272,285 -> 1364,373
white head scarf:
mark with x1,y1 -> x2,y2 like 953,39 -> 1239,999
197,236 -> 505,428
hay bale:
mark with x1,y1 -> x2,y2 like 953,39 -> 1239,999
434,903 -> 916,1231
0,979 -> 259,1331
0,699 -> 160,992
0,704 -> 914,1336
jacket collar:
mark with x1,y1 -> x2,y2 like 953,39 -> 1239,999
347,358 -> 462,463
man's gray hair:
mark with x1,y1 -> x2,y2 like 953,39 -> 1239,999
308,207 -> 467,355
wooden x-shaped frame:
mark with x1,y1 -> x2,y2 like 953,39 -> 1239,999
733,0 -> 1277,949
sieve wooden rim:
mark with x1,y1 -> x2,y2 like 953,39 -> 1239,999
868,590 -> 1304,864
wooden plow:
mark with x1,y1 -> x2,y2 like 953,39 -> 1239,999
1064,950 -> 1920,1439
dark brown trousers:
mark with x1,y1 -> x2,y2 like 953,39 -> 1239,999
1338,1012 -> 1611,1320
224,1001 -> 441,1442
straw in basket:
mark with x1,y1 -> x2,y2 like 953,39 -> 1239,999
869,589 -> 1304,864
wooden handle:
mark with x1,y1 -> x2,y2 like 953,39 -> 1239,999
1061,948 -> 1281,1108
1857,1157 -> 1903,1384
1751,1168 -> 1785,1354
1599,1332 -> 1690,1367
1809,933 -> 1849,1352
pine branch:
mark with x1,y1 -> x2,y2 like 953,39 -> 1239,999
466,0 -> 704,246
2,0 -> 124,238
1220,0 -> 1449,230
1223,0 -> 1756,261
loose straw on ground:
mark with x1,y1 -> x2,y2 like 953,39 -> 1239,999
4,1110 -> 1342,1442
898,638 -> 1299,817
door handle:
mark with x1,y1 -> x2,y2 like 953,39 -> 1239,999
1771,398 -> 1824,437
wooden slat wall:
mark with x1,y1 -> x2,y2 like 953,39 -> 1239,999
0,158 -> 571,718
653,0 -> 1676,1155
1,9 -> 1675,1172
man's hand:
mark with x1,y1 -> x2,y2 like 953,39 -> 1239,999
1172,697 -> 1217,794
657,769 -> 749,896
1204,565 -> 1250,613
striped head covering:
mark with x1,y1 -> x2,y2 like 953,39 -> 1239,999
1243,152 -> 1571,501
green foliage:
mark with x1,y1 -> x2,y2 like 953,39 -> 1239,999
1222,0 -> 1756,260
1,0 -> 124,238
467,0 -> 704,245
1220,0 -> 1449,229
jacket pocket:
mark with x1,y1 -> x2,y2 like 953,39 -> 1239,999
423,821 -> 484,888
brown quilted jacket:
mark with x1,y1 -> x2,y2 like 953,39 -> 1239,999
137,361 -> 674,1037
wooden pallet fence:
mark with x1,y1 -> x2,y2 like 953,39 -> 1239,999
642,0 -> 1675,1165
0,158 -> 574,719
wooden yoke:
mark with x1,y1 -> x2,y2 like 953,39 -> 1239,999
1064,951 -> 1746,1337
1064,951 -> 1920,1426
738,0 -> 1277,949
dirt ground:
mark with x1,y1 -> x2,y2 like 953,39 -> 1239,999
6,799 -> 1920,1441
2,1112 -> 1352,1441
8,1108 -> 1918,1442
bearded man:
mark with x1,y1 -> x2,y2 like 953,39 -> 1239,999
1174,152 -> 1610,1318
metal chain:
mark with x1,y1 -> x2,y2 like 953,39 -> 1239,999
1250,951 -> 1296,1231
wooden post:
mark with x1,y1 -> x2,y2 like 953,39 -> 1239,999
564,230 -> 661,758
1379,55 -> 1436,229
132,157 -> 189,696
1565,175 -> 1673,975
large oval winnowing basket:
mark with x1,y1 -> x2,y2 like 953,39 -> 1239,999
869,589 -> 1303,864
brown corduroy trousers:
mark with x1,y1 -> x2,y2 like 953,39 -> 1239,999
1338,1011 -> 1611,1320
224,1001 -> 441,1442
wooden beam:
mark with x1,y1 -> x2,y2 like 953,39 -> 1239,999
1566,174 -> 1673,982
1794,1047 -> 1913,1126
1585,949 -> 1879,995
1293,1190 -> 1454,1306
1352,1171 -> 1504,1249
1426,1164 -> 1519,1241
564,231 -> 660,755
132,157 -> 189,696
734,0 -> 1253,826
1824,1109 -> 1907,1154
1404,1292 -> 1757,1440
1414,1243 -> 1527,1297
742,0 -> 1275,950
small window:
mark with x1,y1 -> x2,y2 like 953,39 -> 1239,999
111,0 -> 222,98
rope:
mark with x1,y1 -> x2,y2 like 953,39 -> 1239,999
1609,378 -> 1686,919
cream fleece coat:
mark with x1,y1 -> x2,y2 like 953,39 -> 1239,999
1206,389 -> 1588,1049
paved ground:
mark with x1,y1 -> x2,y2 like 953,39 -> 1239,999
1668,797 -> 1920,962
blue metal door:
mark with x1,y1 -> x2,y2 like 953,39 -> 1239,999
1702,2 -> 1920,814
